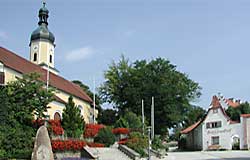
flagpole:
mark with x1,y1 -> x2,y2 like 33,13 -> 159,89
93,77 -> 96,124
45,45 -> 50,126
142,99 -> 145,135
151,96 -> 154,140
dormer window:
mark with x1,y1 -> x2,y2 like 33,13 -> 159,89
33,53 -> 37,61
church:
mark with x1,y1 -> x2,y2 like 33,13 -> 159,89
0,3 -> 97,123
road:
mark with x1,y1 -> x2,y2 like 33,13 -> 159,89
161,151 -> 250,160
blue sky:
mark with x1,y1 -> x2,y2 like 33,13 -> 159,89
1,0 -> 250,108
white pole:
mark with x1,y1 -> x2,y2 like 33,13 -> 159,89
46,59 -> 49,91
93,77 -> 96,124
142,99 -> 145,135
151,96 -> 154,139
45,46 -> 50,125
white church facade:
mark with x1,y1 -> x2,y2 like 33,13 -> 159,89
181,96 -> 250,150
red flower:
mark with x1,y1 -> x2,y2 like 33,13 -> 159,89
87,142 -> 105,148
112,128 -> 130,135
51,140 -> 86,151
84,124 -> 105,138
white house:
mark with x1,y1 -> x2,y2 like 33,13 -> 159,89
181,96 -> 250,150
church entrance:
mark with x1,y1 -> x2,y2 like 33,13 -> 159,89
54,112 -> 61,121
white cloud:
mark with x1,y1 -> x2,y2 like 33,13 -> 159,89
65,46 -> 95,62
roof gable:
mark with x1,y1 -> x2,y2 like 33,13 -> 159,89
0,47 -> 93,104
181,95 -> 233,134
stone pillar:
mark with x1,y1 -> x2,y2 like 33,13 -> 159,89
31,125 -> 54,160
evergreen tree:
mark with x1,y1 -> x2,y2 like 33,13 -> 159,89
62,96 -> 85,138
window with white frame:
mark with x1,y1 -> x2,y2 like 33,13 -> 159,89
212,136 -> 219,145
206,121 -> 222,129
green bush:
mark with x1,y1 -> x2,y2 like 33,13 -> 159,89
152,135 -> 165,150
126,132 -> 148,157
114,117 -> 129,128
123,112 -> 142,129
94,127 -> 115,147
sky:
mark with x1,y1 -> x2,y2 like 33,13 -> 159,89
1,0 -> 250,109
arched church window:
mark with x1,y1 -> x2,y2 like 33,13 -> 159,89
50,55 -> 52,63
34,53 -> 37,61
54,112 -> 61,121
78,105 -> 83,114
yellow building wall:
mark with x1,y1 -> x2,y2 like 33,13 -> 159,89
3,66 -> 97,123
55,90 -> 97,124
40,42 -> 48,64
30,40 -> 55,68
4,67 -> 22,84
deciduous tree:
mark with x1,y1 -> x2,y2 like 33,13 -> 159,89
0,73 -> 54,159
226,102 -> 250,121
100,56 -> 201,134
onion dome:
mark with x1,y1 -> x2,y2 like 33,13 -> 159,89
30,2 -> 55,44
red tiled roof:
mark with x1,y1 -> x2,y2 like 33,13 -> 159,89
181,95 -> 234,134
0,47 -> 93,104
180,120 -> 202,134
210,95 -> 222,108
225,99 -> 240,108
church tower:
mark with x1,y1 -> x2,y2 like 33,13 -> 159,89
30,2 -> 58,74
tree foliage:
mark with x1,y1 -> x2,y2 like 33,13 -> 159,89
114,117 -> 129,128
123,111 -> 142,129
183,105 -> 206,128
0,73 -> 54,159
226,102 -> 250,121
62,96 -> 85,138
97,109 -> 118,125
100,56 -> 201,134
72,80 -> 102,109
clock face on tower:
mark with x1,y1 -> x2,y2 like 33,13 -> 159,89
50,48 -> 53,54
33,45 -> 38,51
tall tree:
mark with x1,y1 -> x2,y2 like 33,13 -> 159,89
62,96 -> 85,138
100,56 -> 201,134
183,105 -> 206,128
97,109 -> 118,125
72,80 -> 102,110
0,73 -> 54,159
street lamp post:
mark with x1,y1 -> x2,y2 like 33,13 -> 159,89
147,126 -> 151,160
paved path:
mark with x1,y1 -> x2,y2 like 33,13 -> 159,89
163,151 -> 250,160
95,147 -> 130,160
